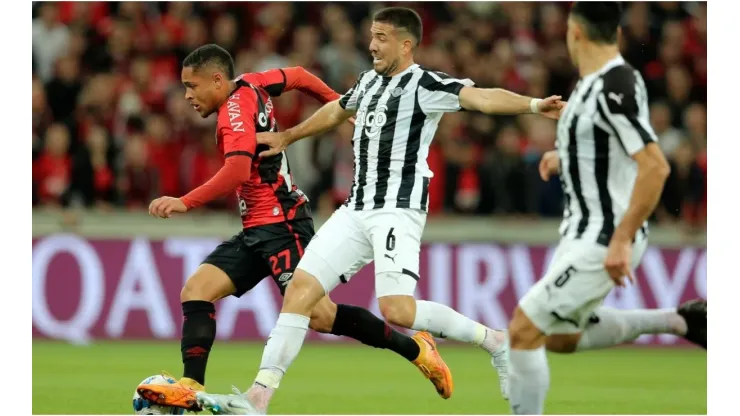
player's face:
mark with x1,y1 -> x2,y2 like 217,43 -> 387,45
181,66 -> 221,118
369,22 -> 403,76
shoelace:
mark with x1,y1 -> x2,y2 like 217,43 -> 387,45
491,350 -> 508,371
160,370 -> 178,383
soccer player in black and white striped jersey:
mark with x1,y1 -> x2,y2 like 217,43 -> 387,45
193,7 -> 564,415
505,3 -> 707,415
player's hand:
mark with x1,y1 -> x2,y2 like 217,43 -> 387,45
256,132 -> 288,158
537,96 -> 566,120
348,116 -> 356,125
149,196 -> 188,219
604,234 -> 634,288
539,150 -> 560,181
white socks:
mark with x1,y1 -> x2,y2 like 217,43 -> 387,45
577,307 -> 687,351
411,300 -> 506,354
508,347 -> 549,415
505,307 -> 687,415
254,313 -> 310,389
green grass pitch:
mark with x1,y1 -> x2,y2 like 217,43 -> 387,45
33,341 -> 706,414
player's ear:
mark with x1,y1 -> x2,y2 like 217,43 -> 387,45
212,72 -> 224,88
402,38 -> 413,55
575,21 -> 587,42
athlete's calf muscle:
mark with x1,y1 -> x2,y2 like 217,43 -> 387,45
508,306 -> 546,349
378,294 -> 417,327
308,296 -> 338,333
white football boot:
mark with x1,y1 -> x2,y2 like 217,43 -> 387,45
490,338 -> 510,400
195,387 -> 264,415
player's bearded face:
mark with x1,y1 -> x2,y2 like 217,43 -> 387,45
369,22 -> 401,76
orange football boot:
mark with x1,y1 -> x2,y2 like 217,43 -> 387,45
411,331 -> 454,399
136,372 -> 203,412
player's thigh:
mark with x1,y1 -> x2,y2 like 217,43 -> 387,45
367,208 -> 426,298
181,264 -> 237,303
519,239 -> 614,336
246,218 -> 316,296
296,208 -> 373,295
200,232 -> 271,298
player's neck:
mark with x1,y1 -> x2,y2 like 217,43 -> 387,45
577,44 -> 620,78
386,59 -> 415,77
215,81 -> 239,112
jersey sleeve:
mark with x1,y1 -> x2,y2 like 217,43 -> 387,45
338,71 -> 369,111
238,67 -> 340,104
238,69 -> 287,97
181,92 -> 257,210
596,67 -> 658,156
416,71 -> 475,114
219,90 -> 258,159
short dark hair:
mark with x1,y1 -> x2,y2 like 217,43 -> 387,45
570,2 -> 623,44
183,44 -> 235,79
373,7 -> 423,47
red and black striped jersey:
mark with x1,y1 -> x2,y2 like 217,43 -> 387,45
219,71 -> 308,228
181,67 -> 339,229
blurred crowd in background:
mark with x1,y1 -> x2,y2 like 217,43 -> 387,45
32,1 -> 707,231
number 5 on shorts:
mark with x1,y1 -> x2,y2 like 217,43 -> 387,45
386,228 -> 396,251
554,265 -> 576,288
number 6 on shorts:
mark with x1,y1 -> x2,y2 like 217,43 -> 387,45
386,228 -> 396,251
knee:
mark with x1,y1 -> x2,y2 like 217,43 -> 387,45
378,296 -> 415,328
181,278 -> 209,303
181,265 -> 235,303
508,307 -> 545,349
545,334 -> 579,354
309,299 -> 337,334
282,269 -> 325,314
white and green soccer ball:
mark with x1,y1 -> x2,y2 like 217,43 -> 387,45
132,375 -> 185,415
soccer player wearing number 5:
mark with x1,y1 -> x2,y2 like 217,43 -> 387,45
138,44 -> 456,411
505,3 -> 707,415
193,7 -> 565,415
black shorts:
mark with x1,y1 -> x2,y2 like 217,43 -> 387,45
202,218 -> 314,297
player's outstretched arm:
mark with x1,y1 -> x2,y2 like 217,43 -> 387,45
281,67 -> 341,104
256,99 -> 354,157
459,87 -> 564,119
240,67 -> 341,104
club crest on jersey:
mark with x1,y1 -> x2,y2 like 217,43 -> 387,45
390,87 -> 406,97
356,104 -> 388,137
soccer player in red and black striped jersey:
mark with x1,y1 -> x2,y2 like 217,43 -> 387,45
137,44 -> 452,412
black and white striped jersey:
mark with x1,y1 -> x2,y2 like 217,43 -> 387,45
338,64 -> 474,211
556,55 -> 657,246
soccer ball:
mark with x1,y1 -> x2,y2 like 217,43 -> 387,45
132,375 -> 185,415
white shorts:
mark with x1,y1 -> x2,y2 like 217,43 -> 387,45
519,236 -> 649,335
297,206 -> 426,298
